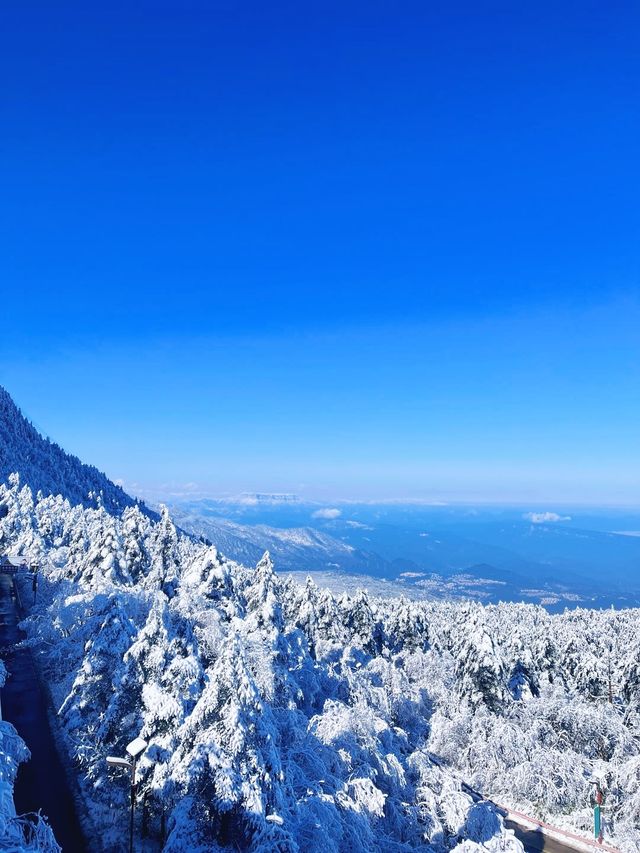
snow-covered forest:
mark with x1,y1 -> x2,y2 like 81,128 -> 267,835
1,474 -> 639,851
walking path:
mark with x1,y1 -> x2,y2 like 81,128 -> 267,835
0,573 -> 86,851
506,820 -> 579,853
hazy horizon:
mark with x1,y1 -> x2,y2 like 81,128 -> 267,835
134,487 -> 640,512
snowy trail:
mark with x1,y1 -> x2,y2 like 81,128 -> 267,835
506,819 -> 590,852
501,807 -> 620,853
0,573 -> 87,851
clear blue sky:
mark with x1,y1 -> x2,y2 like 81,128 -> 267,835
1,2 -> 639,503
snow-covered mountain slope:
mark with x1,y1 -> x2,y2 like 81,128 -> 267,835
0,386 -> 147,516
2,474 -> 639,851
169,508 -> 395,576
1,477 -> 531,852
0,388 -> 637,850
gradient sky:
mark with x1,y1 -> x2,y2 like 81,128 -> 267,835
1,2 -> 639,503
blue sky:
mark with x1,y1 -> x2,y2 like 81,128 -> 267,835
1,2 -> 639,503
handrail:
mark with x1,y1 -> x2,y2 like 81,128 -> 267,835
500,803 -> 620,853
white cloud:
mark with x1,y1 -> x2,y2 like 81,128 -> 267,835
312,507 -> 342,520
523,511 -> 571,524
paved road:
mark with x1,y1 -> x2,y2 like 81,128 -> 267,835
0,573 -> 87,851
506,818 -> 593,853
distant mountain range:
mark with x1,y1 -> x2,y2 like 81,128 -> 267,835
169,497 -> 640,610
0,385 -> 148,516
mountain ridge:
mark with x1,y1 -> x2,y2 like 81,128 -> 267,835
0,385 -> 149,516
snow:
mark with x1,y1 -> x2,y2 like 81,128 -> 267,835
1,473 -> 638,850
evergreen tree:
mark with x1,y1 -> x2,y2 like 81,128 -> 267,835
121,505 -> 152,581
454,613 -> 507,712
144,505 -> 180,598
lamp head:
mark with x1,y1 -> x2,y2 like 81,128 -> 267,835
106,756 -> 132,770
126,737 -> 148,760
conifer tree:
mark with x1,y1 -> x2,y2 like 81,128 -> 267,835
144,505 -> 180,598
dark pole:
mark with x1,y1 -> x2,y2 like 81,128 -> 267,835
129,760 -> 136,853
142,790 -> 149,838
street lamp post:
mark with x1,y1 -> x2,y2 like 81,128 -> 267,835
107,737 -> 148,853
31,565 -> 39,606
